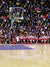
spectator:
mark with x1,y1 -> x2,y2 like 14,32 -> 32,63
0,0 -> 50,44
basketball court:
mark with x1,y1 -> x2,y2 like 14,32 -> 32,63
0,44 -> 50,67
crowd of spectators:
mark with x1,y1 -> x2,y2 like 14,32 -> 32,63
0,0 -> 50,44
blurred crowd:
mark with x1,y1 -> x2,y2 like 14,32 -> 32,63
0,0 -> 50,44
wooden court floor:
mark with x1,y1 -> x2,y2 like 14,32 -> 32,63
0,44 -> 50,67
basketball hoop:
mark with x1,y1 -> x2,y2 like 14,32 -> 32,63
15,17 -> 19,19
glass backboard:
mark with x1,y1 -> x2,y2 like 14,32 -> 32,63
9,7 -> 24,22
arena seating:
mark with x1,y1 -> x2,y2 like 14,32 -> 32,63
0,0 -> 50,44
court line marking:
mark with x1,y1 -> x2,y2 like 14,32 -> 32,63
0,46 -> 41,59
0,51 -> 41,59
0,45 -> 50,59
0,45 -> 50,65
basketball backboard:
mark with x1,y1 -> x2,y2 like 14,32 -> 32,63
9,7 -> 24,25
